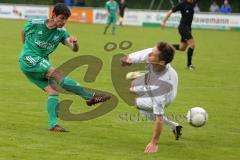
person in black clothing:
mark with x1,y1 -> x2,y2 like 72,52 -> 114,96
161,0 -> 198,70
118,0 -> 128,26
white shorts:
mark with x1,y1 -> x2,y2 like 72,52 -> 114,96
132,75 -> 175,117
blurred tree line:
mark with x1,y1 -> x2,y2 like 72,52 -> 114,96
0,0 -> 239,13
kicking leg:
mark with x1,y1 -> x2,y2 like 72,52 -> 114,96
46,67 -> 111,106
46,68 -> 93,100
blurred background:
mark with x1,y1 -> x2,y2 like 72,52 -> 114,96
1,0 -> 240,13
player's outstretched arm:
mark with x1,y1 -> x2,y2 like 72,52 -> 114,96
121,48 -> 152,67
63,36 -> 79,52
144,115 -> 163,153
120,56 -> 132,66
161,10 -> 173,28
120,48 -> 153,66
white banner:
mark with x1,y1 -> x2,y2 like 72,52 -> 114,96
92,8 -> 240,30
192,13 -> 240,30
93,8 -> 107,24
0,4 -> 240,31
93,9 -> 143,26
140,11 -> 240,30
124,10 -> 143,26
0,4 -> 49,19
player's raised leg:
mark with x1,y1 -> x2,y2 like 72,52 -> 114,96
46,67 -> 111,106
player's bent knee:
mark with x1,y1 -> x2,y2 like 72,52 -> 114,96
53,70 -> 65,81
45,85 -> 59,96
179,43 -> 187,51
187,39 -> 195,48
46,68 -> 65,81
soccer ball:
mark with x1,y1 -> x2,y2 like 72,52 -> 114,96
187,107 -> 208,127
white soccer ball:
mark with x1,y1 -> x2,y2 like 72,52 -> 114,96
187,107 -> 208,127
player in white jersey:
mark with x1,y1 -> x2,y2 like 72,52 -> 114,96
120,41 -> 182,153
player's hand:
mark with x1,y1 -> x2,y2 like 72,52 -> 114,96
69,36 -> 78,44
120,56 -> 132,66
67,36 -> 79,52
160,21 -> 165,29
144,142 -> 158,154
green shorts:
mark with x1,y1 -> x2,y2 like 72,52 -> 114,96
107,16 -> 117,24
19,55 -> 53,90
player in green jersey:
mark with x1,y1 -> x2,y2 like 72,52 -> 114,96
103,0 -> 119,35
19,3 -> 111,132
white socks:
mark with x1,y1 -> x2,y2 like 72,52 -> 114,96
163,116 -> 179,130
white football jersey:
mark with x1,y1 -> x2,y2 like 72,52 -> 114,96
128,48 -> 178,115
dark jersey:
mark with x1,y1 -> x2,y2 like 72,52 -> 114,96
119,3 -> 127,17
172,0 -> 198,27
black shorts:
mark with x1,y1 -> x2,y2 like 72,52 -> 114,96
178,25 -> 193,43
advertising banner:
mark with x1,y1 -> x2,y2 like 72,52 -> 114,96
0,4 -> 240,31
93,9 -> 143,26
123,10 -> 143,26
93,8 -> 107,24
49,7 -> 93,23
142,11 -> 240,31
0,4 -> 48,19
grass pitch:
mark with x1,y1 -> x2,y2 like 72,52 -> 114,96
0,19 -> 240,160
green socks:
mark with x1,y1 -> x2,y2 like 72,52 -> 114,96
47,77 -> 93,128
47,95 -> 59,128
59,76 -> 93,100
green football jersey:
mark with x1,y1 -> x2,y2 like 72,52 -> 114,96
20,18 -> 70,60
105,1 -> 119,17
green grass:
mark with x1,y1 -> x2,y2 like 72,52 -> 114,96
0,19 -> 240,160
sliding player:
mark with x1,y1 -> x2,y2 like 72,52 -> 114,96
120,42 -> 183,153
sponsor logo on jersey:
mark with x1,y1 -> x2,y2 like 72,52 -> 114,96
53,35 -> 59,41
35,40 -> 54,50
38,31 -> 43,35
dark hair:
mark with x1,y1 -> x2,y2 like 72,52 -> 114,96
157,42 -> 175,64
53,3 -> 71,18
